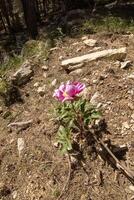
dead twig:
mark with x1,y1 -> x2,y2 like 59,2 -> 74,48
8,120 -> 33,130
92,131 -> 134,185
57,154 -> 71,200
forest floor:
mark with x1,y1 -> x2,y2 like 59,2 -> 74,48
0,30 -> 134,200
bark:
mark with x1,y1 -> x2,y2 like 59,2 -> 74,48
21,0 -> 38,39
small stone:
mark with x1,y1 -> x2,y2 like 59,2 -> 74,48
34,82 -> 39,87
12,191 -> 18,199
43,72 -> 47,78
76,47 -> 83,52
53,142 -> 59,148
70,156 -> 78,166
50,47 -> 59,51
97,103 -> 102,108
83,39 -> 97,47
131,113 -> 134,120
92,79 -> 98,84
37,85 -> 46,96
51,79 -> 57,86
90,92 -> 100,105
70,69 -> 83,75
82,78 -> 89,82
41,65 -> 48,71
17,138 -> 25,157
114,61 -> 121,67
121,60 -> 132,69
128,73 -> 134,79
128,103 -> 134,110
72,42 -> 79,46
122,121 -> 130,129
0,106 -> 3,114
59,56 -> 63,61
129,33 -> 134,39
82,36 -> 88,40
81,86 -> 91,99
129,185 -> 134,192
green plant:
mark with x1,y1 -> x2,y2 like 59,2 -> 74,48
53,81 -> 101,155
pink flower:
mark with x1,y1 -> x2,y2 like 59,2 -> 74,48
53,81 -> 85,102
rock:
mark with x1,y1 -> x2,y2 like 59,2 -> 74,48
34,82 -> 39,87
51,79 -> 57,86
70,69 -> 83,75
83,39 -> 97,47
17,138 -> 25,157
121,60 -> 132,69
90,92 -> 100,106
37,85 -> 46,96
122,121 -> 130,129
61,47 -> 126,68
41,65 -> 48,71
11,60 -> 34,86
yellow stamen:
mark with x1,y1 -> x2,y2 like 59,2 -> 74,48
63,92 -> 68,97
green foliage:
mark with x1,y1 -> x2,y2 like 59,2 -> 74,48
0,55 -> 22,77
55,99 -> 101,154
21,40 -> 49,61
57,125 -> 72,154
0,79 -> 8,94
81,17 -> 134,34
56,99 -> 101,130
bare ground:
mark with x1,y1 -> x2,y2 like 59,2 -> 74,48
0,33 -> 134,200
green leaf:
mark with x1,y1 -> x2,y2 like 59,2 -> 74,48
57,125 -> 72,154
91,111 -> 101,119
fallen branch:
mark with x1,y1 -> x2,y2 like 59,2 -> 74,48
8,120 -> 33,129
92,132 -> 134,185
61,47 -> 127,69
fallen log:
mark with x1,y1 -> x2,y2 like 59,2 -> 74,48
61,47 -> 127,69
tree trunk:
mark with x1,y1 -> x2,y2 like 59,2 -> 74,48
21,0 -> 38,39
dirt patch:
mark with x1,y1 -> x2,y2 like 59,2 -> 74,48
0,33 -> 134,200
